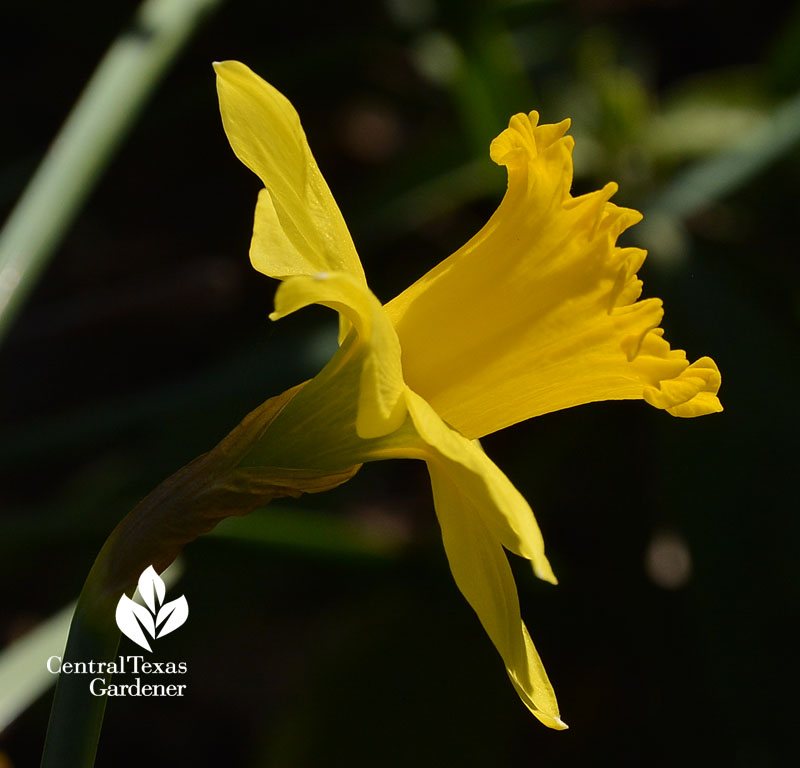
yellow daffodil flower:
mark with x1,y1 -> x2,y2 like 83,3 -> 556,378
207,60 -> 722,729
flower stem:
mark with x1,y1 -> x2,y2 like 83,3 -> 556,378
39,582 -> 121,768
40,386 -> 359,767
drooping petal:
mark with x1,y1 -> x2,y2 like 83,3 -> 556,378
240,282 -> 564,721
406,392 -> 555,584
237,373 -> 565,725
434,497 -> 565,729
418,452 -> 564,726
214,61 -> 365,284
385,112 -> 722,439
382,391 -> 561,727
269,271 -> 407,439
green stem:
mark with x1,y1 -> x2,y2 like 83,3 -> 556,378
0,0 -> 224,345
40,387 -> 359,767
39,582 -> 122,768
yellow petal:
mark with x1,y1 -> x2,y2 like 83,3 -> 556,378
386,391 -> 562,726
422,443 -> 564,728
270,271 -> 406,439
240,306 -> 563,723
406,392 -> 555,584
238,382 -> 567,727
214,61 -> 365,284
385,112 -> 722,439
642,353 -> 722,417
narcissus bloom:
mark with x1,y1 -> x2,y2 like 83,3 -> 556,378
213,60 -> 722,729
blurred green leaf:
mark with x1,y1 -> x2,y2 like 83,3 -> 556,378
0,0 -> 224,344
0,602 -> 74,734
209,506 -> 408,561
644,88 -> 800,225
0,562 -> 183,733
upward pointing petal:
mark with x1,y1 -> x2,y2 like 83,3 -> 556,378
214,61 -> 365,284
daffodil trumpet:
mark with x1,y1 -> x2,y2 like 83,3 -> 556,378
43,59 -> 722,766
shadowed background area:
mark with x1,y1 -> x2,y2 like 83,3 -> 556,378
0,0 -> 796,765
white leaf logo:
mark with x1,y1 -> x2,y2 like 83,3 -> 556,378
138,565 -> 165,614
115,566 -> 188,652
115,595 -> 154,652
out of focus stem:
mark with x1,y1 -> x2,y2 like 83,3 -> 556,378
40,385 -> 359,767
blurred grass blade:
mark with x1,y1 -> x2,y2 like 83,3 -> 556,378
0,562 -> 182,735
645,88 -> 800,220
0,602 -> 74,734
0,0 -> 224,345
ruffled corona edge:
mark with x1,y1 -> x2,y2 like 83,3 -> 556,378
387,111 -> 722,438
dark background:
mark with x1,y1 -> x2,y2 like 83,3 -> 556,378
1,0 -> 797,765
